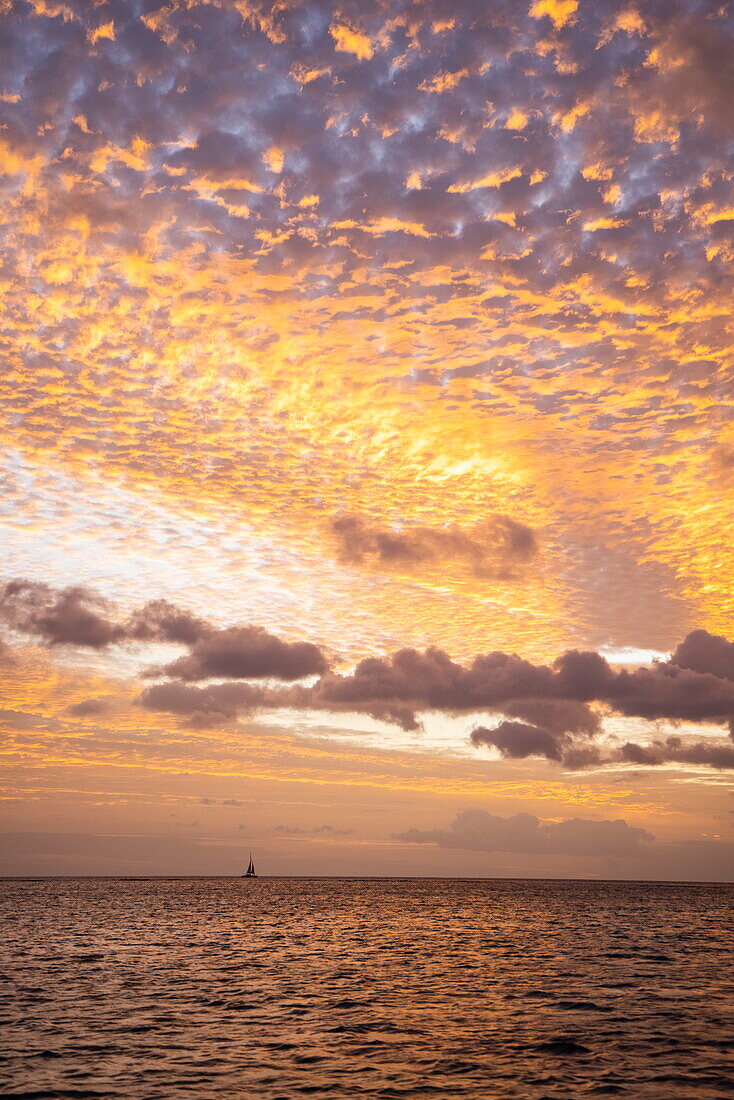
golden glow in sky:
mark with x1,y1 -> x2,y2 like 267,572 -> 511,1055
1,0 -> 733,879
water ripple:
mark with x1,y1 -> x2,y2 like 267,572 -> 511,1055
1,878 -> 733,1098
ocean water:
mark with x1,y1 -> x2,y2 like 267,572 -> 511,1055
1,878 -> 733,1099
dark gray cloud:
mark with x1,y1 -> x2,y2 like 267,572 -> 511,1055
395,808 -> 654,857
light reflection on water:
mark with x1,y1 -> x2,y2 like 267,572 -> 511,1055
2,877 -> 733,1098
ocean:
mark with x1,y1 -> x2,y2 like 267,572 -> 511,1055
1,877 -> 732,1098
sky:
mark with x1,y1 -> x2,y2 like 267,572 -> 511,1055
1,0 -> 733,880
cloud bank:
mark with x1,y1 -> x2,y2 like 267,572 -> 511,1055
396,809 -> 654,857
5,577 -> 731,770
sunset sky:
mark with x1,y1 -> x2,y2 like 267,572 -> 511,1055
1,0 -> 733,879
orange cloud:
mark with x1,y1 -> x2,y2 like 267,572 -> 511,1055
447,166 -> 523,192
87,20 -> 115,43
529,0 -> 579,30
419,69 -> 469,93
330,22 -> 374,60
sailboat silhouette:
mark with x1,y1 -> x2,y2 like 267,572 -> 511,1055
242,852 -> 257,878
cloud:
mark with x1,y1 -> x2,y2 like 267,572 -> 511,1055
0,580 -> 125,648
553,649 -> 616,701
153,625 -> 328,682
620,738 -> 734,770
502,698 -> 600,736
3,0 -> 734,667
137,680 -> 278,725
470,702 -> 602,766
136,675 -> 420,731
0,580 -> 208,649
529,0 -> 579,31
272,823 -> 353,837
713,444 -> 734,476
331,513 -> 536,575
127,599 -> 210,646
312,646 -> 556,715
634,9 -> 734,139
619,741 -> 661,765
6,574 -> 734,769
132,618 -> 734,766
447,166 -> 524,193
0,580 -> 328,681
396,808 -> 653,857
329,22 -> 374,60
308,635 -> 734,739
609,665 -> 734,722
67,697 -> 114,717
1,0 -> 734,886
471,720 -> 563,760
671,629 -> 734,682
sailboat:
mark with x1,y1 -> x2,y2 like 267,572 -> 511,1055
242,852 -> 257,878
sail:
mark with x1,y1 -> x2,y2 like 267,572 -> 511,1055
245,852 -> 256,876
